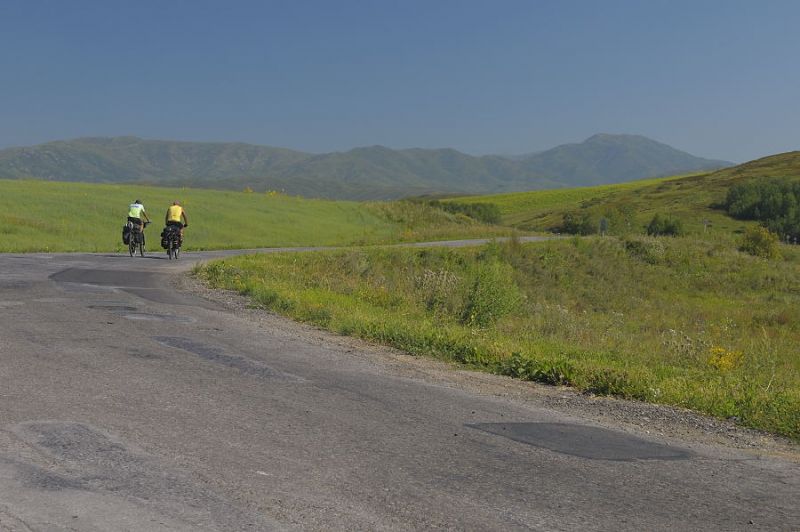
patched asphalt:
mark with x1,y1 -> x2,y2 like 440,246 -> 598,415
0,248 -> 798,530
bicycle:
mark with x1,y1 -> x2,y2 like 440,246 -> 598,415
162,225 -> 182,260
127,221 -> 150,257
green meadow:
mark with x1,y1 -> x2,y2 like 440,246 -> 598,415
449,152 -> 798,236
196,236 -> 800,439
449,164 -> 789,235
0,179 -> 512,252
451,177 -> 668,227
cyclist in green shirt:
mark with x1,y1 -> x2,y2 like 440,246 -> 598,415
127,199 -> 151,244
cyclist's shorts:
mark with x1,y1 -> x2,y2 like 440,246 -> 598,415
128,217 -> 143,229
166,221 -> 184,229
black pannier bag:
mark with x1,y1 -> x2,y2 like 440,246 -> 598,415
122,225 -> 130,245
161,226 -> 179,249
130,224 -> 143,244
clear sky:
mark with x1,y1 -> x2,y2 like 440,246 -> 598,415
0,0 -> 798,162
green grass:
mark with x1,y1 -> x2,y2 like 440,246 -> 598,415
195,237 -> 800,440
0,179 -> 514,252
448,152 -> 800,235
451,177 -> 668,226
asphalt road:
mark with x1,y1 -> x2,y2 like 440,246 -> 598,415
0,245 -> 798,530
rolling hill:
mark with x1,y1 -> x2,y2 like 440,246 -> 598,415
453,150 -> 800,234
0,134 -> 730,200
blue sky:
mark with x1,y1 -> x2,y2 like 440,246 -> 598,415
0,0 -> 798,162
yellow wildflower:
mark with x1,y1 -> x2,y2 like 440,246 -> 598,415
707,346 -> 743,371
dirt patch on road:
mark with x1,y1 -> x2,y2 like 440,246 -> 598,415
177,274 -> 800,462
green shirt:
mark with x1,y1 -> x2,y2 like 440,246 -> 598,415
128,203 -> 146,218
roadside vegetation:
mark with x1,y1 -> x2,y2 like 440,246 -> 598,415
0,179 -> 512,252
196,236 -> 800,439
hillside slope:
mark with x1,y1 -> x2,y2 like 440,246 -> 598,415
454,151 -> 800,234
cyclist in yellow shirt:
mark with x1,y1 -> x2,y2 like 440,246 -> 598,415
165,201 -> 188,238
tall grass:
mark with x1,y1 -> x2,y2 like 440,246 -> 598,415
365,201 -> 516,242
196,237 -> 800,439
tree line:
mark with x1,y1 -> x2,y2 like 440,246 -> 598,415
724,178 -> 800,241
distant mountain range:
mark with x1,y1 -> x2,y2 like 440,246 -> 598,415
0,134 -> 731,200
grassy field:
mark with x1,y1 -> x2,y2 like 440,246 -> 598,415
449,153 -> 800,235
0,179 -> 514,252
451,177 -> 668,226
196,236 -> 800,440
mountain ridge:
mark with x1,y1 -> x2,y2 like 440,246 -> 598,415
516,133 -> 730,186
0,134 -> 731,200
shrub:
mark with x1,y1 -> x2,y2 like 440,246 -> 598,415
497,352 -> 574,385
646,214 -> 684,236
725,178 -> 800,242
739,226 -> 781,259
560,211 -> 596,235
624,237 -> 666,264
461,260 -> 521,327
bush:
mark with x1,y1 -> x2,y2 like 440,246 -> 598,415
646,214 -> 684,236
461,260 -> 521,327
739,226 -> 781,259
725,178 -> 800,242
560,211 -> 596,235
624,237 -> 666,264
497,352 -> 574,385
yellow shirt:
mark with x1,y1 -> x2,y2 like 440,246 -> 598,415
166,205 -> 184,223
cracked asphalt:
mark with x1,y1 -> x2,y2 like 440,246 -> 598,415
0,246 -> 798,530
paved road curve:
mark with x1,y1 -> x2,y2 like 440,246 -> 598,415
0,246 -> 798,530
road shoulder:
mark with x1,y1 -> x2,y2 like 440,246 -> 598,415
176,273 -> 800,463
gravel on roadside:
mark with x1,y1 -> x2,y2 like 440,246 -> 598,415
177,273 -> 800,462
